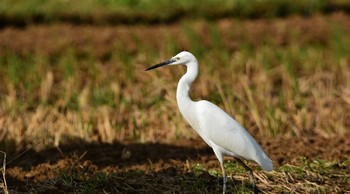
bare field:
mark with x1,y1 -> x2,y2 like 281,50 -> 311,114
0,13 -> 350,193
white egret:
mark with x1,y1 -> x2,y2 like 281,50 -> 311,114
146,51 -> 273,194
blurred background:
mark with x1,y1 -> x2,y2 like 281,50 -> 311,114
0,0 -> 349,193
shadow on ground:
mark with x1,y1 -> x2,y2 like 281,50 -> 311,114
5,138 -> 213,169
3,138 -> 241,193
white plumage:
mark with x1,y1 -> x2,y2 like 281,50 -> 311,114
146,51 -> 273,194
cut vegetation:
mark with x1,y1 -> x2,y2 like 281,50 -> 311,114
0,1 -> 349,193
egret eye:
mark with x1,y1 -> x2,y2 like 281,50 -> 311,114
176,57 -> 180,61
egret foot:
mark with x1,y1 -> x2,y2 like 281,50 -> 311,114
235,158 -> 259,194
222,172 -> 227,194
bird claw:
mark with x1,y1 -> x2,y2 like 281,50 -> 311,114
252,183 -> 259,194
253,187 -> 259,194
222,183 -> 226,194
222,175 -> 227,194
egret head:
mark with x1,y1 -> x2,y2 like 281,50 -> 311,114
145,51 -> 196,71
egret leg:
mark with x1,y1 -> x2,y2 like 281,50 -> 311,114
220,161 -> 227,194
235,158 -> 259,194
212,148 -> 227,194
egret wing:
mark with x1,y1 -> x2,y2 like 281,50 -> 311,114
194,100 -> 272,170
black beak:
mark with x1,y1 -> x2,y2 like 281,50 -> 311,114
145,58 -> 175,71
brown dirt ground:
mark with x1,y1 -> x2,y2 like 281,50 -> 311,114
1,13 -> 350,59
3,133 -> 350,192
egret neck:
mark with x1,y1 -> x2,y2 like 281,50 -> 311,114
176,59 -> 199,130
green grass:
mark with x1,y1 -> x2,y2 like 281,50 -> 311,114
1,0 -> 350,26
